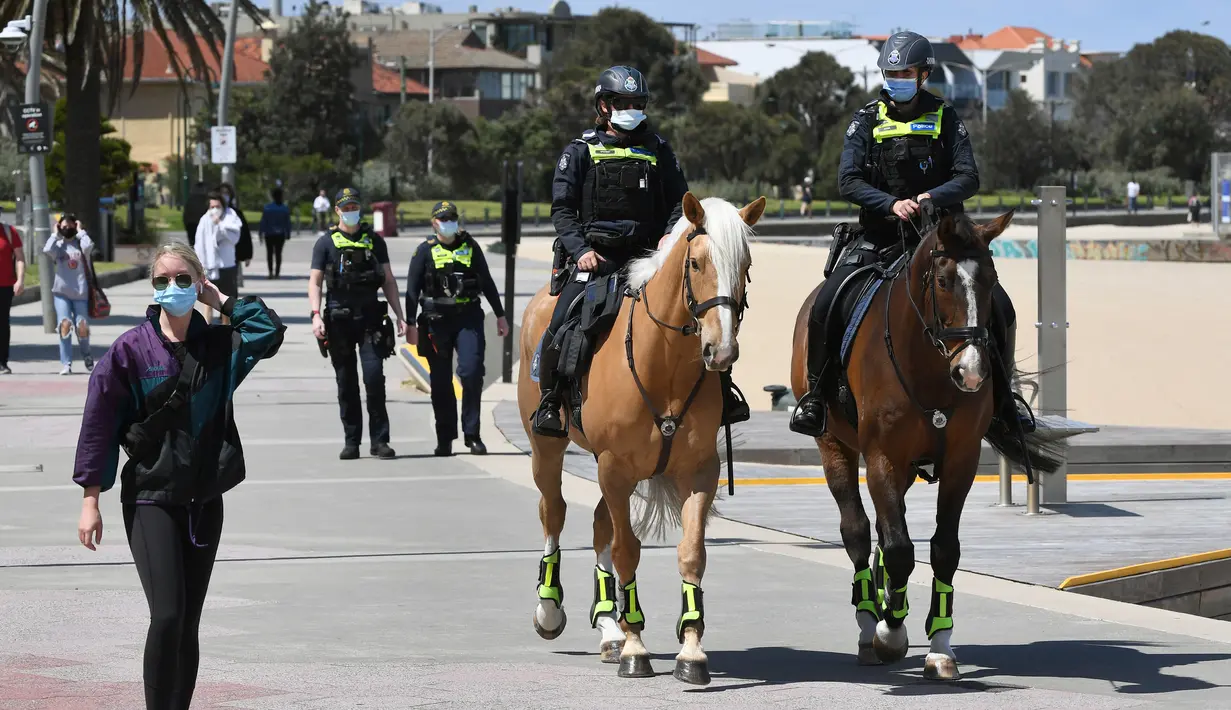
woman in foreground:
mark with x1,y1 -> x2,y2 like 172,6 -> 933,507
72,242 -> 285,709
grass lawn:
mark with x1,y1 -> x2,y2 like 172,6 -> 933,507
21,261 -> 134,289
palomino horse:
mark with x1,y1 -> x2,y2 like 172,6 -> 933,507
517,193 -> 762,685
789,209 -> 1062,680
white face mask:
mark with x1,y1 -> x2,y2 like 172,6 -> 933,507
610,109 -> 646,131
437,220 -> 459,239
209,206 -> 223,218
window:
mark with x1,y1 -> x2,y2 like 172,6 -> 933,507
502,23 -> 537,54
1063,72 -> 1076,98
1046,71 -> 1060,98
478,71 -> 536,100
987,71 -> 1008,91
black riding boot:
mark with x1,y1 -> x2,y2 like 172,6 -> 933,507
531,342 -> 568,438
991,322 -> 1036,436
720,370 -> 750,425
789,319 -> 829,437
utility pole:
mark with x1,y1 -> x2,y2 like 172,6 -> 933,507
427,27 -> 435,175
217,0 -> 240,187
399,55 -> 407,105
26,0 -> 53,332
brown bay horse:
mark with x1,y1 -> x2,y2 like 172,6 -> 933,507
789,209 -> 1062,680
517,193 -> 763,685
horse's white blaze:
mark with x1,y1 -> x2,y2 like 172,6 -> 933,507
718,306 -> 734,352
955,259 -> 982,382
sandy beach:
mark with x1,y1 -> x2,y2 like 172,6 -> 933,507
513,229 -> 1231,430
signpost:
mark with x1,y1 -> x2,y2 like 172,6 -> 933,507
500,159 -> 523,383
210,126 -> 237,166
12,101 -> 50,154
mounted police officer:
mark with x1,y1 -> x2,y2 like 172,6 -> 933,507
309,187 -> 407,460
405,200 -> 509,457
789,30 -> 1031,442
529,65 -> 749,437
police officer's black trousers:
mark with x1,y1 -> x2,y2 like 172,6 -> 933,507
805,264 -> 1017,383
328,317 -> 390,447
537,278 -> 588,397
423,309 -> 486,443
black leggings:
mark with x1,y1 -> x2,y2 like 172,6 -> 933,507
0,285 -> 12,365
264,235 -> 286,277
124,499 -> 224,710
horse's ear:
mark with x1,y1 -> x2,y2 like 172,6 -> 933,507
935,213 -> 957,247
682,192 -> 704,228
977,208 -> 1016,244
740,196 -> 767,226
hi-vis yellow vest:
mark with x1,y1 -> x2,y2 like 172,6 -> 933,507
872,102 -> 944,143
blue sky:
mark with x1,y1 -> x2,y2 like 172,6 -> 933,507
257,1 -> 1227,53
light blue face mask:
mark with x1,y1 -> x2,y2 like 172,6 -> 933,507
885,77 -> 919,102
437,220 -> 459,238
154,284 -> 198,317
610,109 -> 646,131
340,210 -> 361,227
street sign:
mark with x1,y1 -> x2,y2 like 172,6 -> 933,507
193,142 -> 208,166
12,102 -> 51,154
210,125 -> 237,165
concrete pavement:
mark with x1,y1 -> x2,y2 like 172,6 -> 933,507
2,239 -> 1231,708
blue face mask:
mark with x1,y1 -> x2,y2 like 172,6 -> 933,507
437,220 -> 459,238
885,77 -> 919,102
610,109 -> 646,131
340,210 -> 361,227
154,284 -> 198,317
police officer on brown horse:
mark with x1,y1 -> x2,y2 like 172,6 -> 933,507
789,31 -> 1032,442
530,65 -> 749,437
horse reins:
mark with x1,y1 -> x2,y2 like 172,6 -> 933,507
625,225 -> 748,493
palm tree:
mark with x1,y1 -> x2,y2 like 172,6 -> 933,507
0,0 -> 262,235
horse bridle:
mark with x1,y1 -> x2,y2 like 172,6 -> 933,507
626,224 -> 750,489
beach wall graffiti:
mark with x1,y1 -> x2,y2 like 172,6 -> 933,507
991,240 -> 1231,262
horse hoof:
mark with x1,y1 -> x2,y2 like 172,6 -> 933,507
532,607 -> 567,641
924,654 -> 961,681
673,658 -> 711,685
599,639 -> 624,664
872,621 -> 909,664
617,655 -> 655,678
857,642 -> 883,666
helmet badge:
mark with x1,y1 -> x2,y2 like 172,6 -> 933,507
624,75 -> 638,92
888,49 -> 901,65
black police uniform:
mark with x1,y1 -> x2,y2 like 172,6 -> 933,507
311,196 -> 395,457
406,203 -> 505,455
791,87 -> 1021,436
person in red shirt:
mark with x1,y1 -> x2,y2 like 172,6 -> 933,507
0,216 -> 26,374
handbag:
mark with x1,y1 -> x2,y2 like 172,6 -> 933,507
85,257 -> 111,319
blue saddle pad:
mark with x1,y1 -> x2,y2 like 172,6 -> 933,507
838,279 -> 885,365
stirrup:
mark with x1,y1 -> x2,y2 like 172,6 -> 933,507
788,384 -> 826,437
531,393 -> 568,438
721,379 -> 750,425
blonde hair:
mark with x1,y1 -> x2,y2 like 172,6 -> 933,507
152,241 -> 205,281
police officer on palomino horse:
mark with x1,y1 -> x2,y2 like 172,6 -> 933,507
529,65 -> 749,436
788,31 -> 1035,440
309,188 -> 407,460
405,200 -> 510,457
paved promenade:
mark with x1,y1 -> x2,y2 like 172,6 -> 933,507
2,239 -> 1230,708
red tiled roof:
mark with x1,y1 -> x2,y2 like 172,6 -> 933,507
121,30 -> 268,83
695,47 -> 737,67
959,26 -> 1050,50
372,62 -> 429,95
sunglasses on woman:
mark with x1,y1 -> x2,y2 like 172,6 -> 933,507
152,274 -> 194,291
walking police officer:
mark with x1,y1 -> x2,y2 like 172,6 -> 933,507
789,31 -> 1031,441
405,201 -> 509,457
529,65 -> 749,437
309,188 -> 407,460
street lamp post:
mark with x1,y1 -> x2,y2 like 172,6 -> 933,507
1,2 -> 55,332
217,0 -> 241,187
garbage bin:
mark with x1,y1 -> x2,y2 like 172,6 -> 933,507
371,201 -> 398,238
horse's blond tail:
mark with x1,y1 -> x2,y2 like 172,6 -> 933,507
631,476 -> 684,541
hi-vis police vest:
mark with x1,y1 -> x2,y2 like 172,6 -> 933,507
328,228 -> 384,291
579,136 -> 660,249
426,240 -> 480,308
869,102 -> 948,199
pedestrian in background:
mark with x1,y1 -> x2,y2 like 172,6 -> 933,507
219,183 -> 253,270
44,213 -> 94,375
259,187 -> 292,279
74,242 -> 285,710
0,211 -> 25,374
193,191 -> 242,325
313,189 -> 331,232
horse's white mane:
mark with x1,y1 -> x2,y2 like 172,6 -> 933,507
626,197 -> 753,298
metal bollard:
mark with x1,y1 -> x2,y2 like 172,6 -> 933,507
1026,476 -> 1041,515
484,207 -> 490,225
997,455 -> 1013,506
534,204 -> 540,225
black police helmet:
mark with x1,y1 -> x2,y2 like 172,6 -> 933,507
595,66 -> 649,102
878,31 -> 936,72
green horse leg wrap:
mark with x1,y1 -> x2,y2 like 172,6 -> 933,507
925,577 -> 955,639
851,567 -> 881,619
872,546 -> 890,613
676,581 -> 705,643
537,548 -> 563,605
590,565 -> 617,628
621,578 -> 645,626
884,583 -> 909,626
